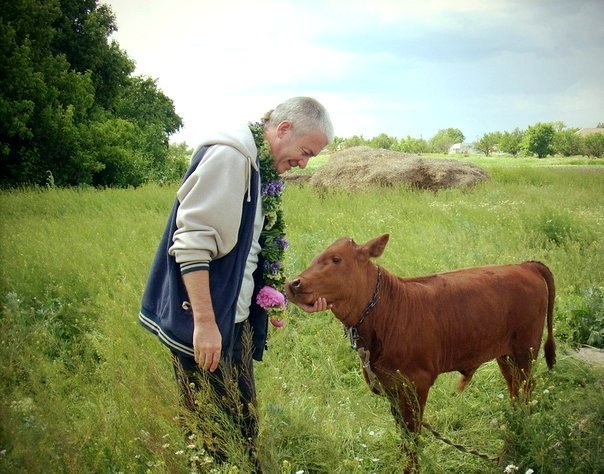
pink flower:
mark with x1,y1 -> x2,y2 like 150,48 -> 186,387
256,285 -> 286,309
270,317 -> 286,328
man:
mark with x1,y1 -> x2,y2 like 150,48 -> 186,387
139,97 -> 333,465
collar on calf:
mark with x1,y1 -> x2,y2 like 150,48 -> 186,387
344,265 -> 382,350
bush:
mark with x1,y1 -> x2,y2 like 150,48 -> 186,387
583,133 -> 604,158
556,287 -> 604,348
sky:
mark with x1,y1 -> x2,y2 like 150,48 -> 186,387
102,0 -> 604,146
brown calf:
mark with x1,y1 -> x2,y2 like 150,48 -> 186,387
286,234 -> 556,469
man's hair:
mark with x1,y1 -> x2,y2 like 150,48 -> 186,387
264,97 -> 334,143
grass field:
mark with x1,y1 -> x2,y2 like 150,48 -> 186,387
1,159 -> 603,473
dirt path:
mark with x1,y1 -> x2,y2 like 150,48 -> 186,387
570,347 -> 604,366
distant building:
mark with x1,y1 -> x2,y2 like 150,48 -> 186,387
448,142 -> 478,154
576,128 -> 604,137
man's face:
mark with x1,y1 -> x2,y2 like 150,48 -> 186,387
269,121 -> 328,174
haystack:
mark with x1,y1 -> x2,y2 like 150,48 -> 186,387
309,146 -> 489,191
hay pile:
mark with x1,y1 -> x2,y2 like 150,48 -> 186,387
308,146 -> 490,191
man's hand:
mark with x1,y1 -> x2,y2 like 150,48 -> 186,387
182,270 -> 222,372
297,297 -> 331,313
193,319 -> 222,372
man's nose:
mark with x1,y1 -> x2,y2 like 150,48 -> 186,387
297,157 -> 309,169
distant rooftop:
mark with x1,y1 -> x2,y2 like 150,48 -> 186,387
576,128 -> 604,137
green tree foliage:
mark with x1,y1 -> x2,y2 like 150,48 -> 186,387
157,142 -> 192,184
393,135 -> 429,154
584,133 -> 604,158
523,122 -> 555,158
553,129 -> 583,157
429,128 -> 465,153
0,0 -> 182,187
113,76 -> 182,166
369,133 -> 396,150
326,136 -> 347,153
330,134 -> 429,154
499,129 -> 524,156
475,132 -> 501,156
345,135 -> 369,148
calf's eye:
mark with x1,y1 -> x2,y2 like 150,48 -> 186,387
332,256 -> 342,264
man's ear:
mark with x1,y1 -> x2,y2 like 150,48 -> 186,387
276,120 -> 293,138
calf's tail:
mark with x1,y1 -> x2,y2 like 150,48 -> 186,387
531,261 -> 556,369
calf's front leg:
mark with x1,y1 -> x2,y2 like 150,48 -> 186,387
386,373 -> 433,473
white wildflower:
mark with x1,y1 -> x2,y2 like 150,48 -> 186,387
504,464 -> 519,473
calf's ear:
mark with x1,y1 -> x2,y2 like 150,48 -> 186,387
364,233 -> 389,258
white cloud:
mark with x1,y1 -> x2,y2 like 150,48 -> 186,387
104,0 -> 604,145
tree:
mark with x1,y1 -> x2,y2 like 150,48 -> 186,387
113,76 -> 183,167
0,0 -> 98,186
369,133 -> 396,150
499,129 -> 524,156
523,123 -> 555,158
393,135 -> 429,154
326,136 -> 346,152
584,133 -> 604,158
550,121 -> 566,132
475,132 -> 501,156
51,0 -> 134,107
430,128 -> 465,153
0,0 -> 182,187
553,129 -> 583,157
157,142 -> 191,184
342,135 -> 368,149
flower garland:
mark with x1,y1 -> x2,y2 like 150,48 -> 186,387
249,120 -> 289,327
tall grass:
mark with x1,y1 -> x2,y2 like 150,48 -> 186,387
1,165 -> 603,473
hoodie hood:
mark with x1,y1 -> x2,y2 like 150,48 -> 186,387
192,123 -> 259,173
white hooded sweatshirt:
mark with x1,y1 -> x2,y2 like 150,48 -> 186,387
169,123 -> 264,323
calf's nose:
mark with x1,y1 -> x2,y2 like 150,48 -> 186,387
286,278 -> 302,297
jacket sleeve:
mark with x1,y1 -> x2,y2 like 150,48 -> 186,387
169,144 -> 249,274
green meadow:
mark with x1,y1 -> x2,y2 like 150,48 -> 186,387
1,159 -> 603,473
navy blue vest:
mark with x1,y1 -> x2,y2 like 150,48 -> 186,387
139,145 -> 268,361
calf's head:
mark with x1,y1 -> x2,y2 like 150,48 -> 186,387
286,233 -> 390,326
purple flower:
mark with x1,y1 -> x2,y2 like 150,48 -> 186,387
264,261 -> 281,274
275,236 -> 289,249
261,180 -> 285,197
